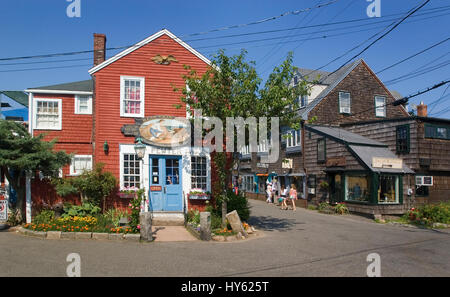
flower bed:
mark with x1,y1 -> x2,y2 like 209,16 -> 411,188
23,216 -> 137,234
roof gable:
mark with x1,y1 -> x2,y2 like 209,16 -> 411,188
0,91 -> 28,107
88,29 -> 211,75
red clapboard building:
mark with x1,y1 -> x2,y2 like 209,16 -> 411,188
26,29 -> 213,223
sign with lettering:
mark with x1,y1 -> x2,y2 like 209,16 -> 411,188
150,186 -> 162,192
282,158 -> 293,169
139,116 -> 190,147
372,157 -> 403,169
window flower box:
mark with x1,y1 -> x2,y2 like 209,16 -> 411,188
118,186 -> 139,199
187,189 -> 211,200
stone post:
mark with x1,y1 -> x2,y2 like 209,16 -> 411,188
200,212 -> 211,241
226,210 -> 248,238
139,212 -> 153,242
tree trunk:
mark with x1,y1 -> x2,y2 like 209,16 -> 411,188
221,198 -> 227,228
15,187 -> 25,223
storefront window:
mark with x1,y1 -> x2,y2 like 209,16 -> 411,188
378,175 -> 399,204
345,175 -> 370,202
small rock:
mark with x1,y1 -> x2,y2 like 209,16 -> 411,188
251,226 -> 256,232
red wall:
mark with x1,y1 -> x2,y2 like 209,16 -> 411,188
93,34 -> 209,180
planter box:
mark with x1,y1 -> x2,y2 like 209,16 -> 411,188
187,194 -> 210,200
118,192 -> 136,199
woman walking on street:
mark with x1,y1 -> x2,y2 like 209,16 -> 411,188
280,185 -> 288,210
289,184 -> 298,211
266,182 -> 273,203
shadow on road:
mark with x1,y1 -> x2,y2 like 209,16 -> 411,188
248,215 -> 304,232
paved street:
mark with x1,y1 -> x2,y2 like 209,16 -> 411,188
1,199 -> 449,277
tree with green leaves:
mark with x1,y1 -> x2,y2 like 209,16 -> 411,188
176,49 -> 309,226
52,163 -> 117,212
0,119 -> 72,223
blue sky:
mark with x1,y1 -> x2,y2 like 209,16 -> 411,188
0,0 -> 449,117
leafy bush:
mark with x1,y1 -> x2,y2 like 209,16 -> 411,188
334,203 -> 349,215
128,189 -> 144,233
405,202 -> 450,225
33,210 -> 55,224
62,202 -> 101,218
187,209 -> 200,225
104,208 -> 130,227
52,163 -> 117,208
216,190 -> 250,221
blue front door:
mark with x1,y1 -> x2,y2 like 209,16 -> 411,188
149,156 -> 183,212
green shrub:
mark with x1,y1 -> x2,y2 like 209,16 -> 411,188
308,205 -> 317,210
334,203 -> 349,215
103,208 -> 129,227
187,209 -> 200,225
62,202 -> 101,218
318,202 -> 335,214
33,209 -> 55,224
406,202 -> 450,225
216,190 -> 250,221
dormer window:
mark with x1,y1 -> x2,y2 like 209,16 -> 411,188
120,76 -> 145,118
339,92 -> 351,114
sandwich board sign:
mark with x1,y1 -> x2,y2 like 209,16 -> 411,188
0,200 -> 7,221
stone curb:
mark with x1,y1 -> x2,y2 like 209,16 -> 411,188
17,228 -> 143,242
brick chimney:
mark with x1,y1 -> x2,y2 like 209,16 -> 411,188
93,33 -> 106,67
417,101 -> 427,117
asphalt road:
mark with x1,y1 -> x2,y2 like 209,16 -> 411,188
1,199 -> 449,277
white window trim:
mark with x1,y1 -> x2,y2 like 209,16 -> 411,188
33,98 -> 62,130
375,96 -> 386,117
339,91 -> 351,114
120,76 -> 145,118
74,95 -> 92,115
286,130 -> 301,148
69,155 -> 93,176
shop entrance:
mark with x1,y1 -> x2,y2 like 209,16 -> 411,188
149,156 -> 183,212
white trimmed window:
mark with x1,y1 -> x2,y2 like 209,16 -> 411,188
120,76 -> 145,117
375,96 -> 386,117
339,92 -> 351,114
191,156 -> 207,190
34,98 -> 62,130
70,155 -> 93,176
75,95 -> 92,114
286,130 -> 301,148
122,153 -> 141,188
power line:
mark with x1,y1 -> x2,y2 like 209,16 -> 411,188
0,2 -> 447,65
320,0 -> 431,83
428,83 -> 450,114
376,37 -> 450,75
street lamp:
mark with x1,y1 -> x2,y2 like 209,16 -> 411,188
134,137 -> 146,160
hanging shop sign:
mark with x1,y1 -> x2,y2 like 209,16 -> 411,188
282,158 -> 293,169
372,157 -> 403,169
139,116 -> 190,147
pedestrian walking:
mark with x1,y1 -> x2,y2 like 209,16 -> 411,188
289,184 -> 298,211
280,185 -> 288,210
266,182 -> 273,203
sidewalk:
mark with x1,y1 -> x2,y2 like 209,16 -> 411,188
152,226 -> 198,242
